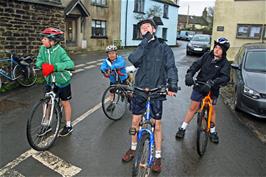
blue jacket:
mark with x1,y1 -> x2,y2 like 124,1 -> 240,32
100,55 -> 128,84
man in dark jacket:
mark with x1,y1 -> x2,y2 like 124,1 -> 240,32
175,37 -> 231,144
121,16 -> 178,173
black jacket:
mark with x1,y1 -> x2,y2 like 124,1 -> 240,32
129,37 -> 178,92
187,51 -> 230,96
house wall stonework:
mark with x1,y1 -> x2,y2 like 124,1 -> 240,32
0,0 -> 65,57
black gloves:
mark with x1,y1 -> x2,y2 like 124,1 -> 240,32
142,32 -> 153,42
185,73 -> 194,86
167,79 -> 178,93
199,80 -> 214,94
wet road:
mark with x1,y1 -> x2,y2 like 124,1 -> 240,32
0,41 -> 265,177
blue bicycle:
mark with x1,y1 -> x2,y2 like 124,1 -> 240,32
0,50 -> 37,89
132,87 -> 167,177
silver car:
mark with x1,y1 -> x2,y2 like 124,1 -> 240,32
231,43 -> 266,118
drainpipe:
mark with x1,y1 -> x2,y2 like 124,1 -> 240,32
125,0 -> 128,47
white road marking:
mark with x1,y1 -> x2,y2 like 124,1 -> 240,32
32,151 -> 81,177
72,68 -> 84,73
84,65 -> 96,69
86,61 -> 98,64
1,169 -> 25,177
75,64 -> 86,68
0,149 -> 35,176
96,62 -> 102,66
0,101 -> 103,176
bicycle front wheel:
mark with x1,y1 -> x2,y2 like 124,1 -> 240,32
101,85 -> 127,121
13,65 -> 37,87
26,97 -> 61,151
196,106 -> 209,156
132,133 -> 151,177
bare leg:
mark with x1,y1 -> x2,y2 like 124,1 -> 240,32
154,119 -> 162,152
183,100 -> 200,123
131,114 -> 142,143
61,100 -> 71,122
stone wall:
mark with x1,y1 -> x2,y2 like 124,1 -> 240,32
0,0 -> 65,58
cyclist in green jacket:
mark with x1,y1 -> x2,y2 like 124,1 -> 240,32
36,27 -> 74,136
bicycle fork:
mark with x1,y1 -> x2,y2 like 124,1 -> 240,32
42,92 -> 56,126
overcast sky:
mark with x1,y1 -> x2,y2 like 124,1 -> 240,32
178,0 -> 216,16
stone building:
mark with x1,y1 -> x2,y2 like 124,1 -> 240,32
0,0 -> 65,57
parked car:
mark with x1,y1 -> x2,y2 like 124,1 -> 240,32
179,30 -> 195,41
231,43 -> 266,119
186,34 -> 211,55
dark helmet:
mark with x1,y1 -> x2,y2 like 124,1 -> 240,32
40,27 -> 64,42
137,16 -> 157,29
105,45 -> 118,53
214,37 -> 230,52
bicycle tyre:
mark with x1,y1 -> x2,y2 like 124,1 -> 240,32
132,133 -> 151,177
26,97 -> 61,151
196,106 -> 209,156
13,64 -> 37,87
101,85 -> 127,121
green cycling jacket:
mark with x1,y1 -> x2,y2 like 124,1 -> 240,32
36,44 -> 74,87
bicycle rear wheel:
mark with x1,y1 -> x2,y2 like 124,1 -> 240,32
26,97 -> 61,151
132,133 -> 151,177
196,106 -> 209,156
13,64 -> 37,87
102,85 -> 127,121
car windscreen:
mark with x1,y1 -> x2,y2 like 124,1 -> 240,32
244,51 -> 266,72
191,35 -> 210,42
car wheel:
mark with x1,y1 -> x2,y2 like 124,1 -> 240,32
186,50 -> 190,56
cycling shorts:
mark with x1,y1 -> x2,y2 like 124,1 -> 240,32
131,94 -> 163,120
44,84 -> 72,101
191,89 -> 218,105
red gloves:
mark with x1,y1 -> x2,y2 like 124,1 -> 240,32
42,63 -> 55,77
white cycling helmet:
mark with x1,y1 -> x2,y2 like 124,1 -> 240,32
105,45 -> 118,53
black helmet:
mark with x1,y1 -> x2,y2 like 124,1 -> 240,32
137,17 -> 157,29
214,37 -> 230,52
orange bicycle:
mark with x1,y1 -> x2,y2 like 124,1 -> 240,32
195,80 -> 214,156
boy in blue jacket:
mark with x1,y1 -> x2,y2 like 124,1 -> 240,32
100,45 -> 128,111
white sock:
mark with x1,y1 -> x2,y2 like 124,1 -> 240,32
210,127 -> 216,133
155,150 -> 161,159
66,121 -> 71,127
131,142 -> 137,150
181,122 -> 188,130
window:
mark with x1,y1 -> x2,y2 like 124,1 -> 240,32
91,0 -> 107,6
134,0 -> 144,13
133,24 -> 142,40
91,20 -> 107,38
163,4 -> 169,18
263,25 -> 266,40
236,24 -> 263,39
245,51 -> 266,72
162,28 -> 167,40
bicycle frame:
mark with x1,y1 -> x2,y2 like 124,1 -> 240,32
198,92 -> 213,132
137,94 -> 155,168
0,57 -> 18,80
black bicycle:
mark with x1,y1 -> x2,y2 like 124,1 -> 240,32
26,73 -> 63,151
101,68 -> 134,121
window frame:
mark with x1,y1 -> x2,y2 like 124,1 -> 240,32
132,24 -> 142,40
163,4 -> 169,18
133,0 -> 145,14
263,25 -> 266,40
162,28 -> 167,40
236,24 -> 263,39
91,0 -> 107,7
91,19 -> 107,38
